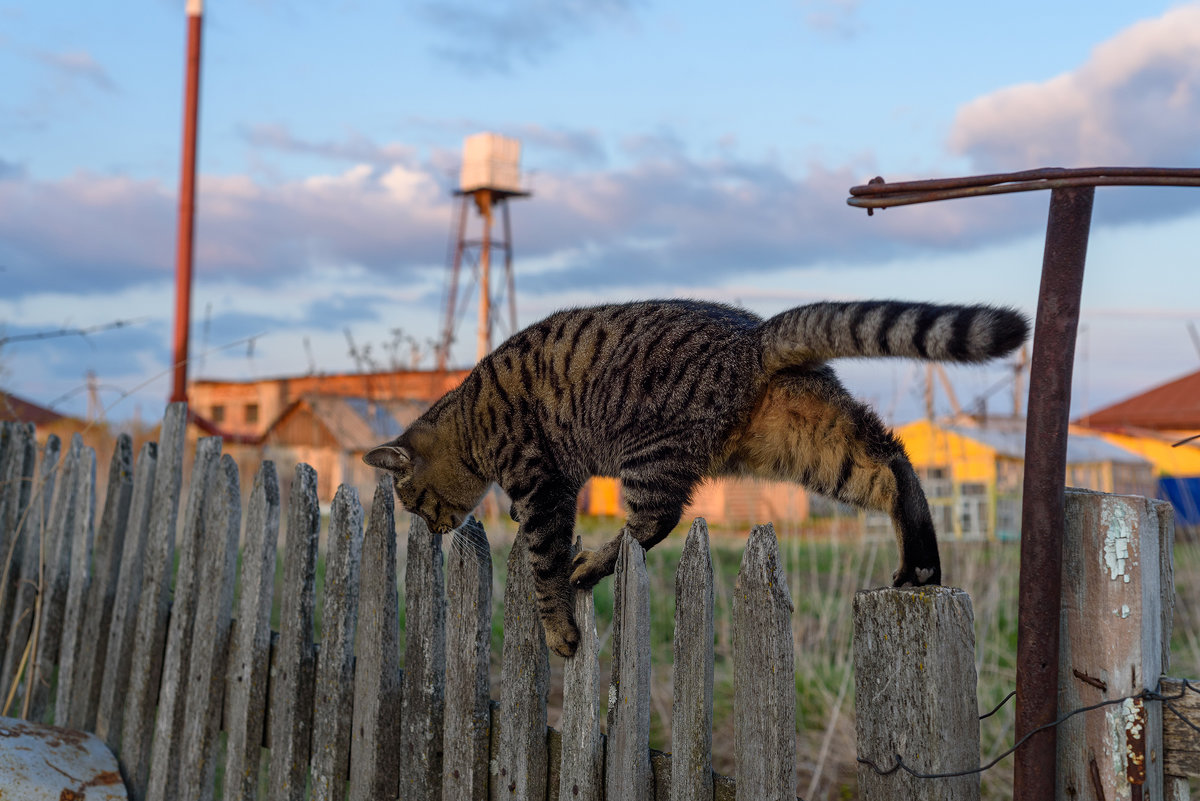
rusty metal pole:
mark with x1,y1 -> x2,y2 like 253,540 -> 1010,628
476,189 -> 494,361
1013,185 -> 1094,799
169,0 -> 204,404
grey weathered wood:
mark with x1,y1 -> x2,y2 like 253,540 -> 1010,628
491,530 -> 549,801
0,434 -> 58,715
68,433 -> 133,730
147,434 -> 223,801
121,400 -> 186,800
28,433 -> 82,721
348,477 -> 403,801
854,585 -> 979,801
606,531 -> 652,801
1162,677 -> 1200,778
1155,498 -> 1176,674
400,515 -> 446,801
223,460 -> 281,801
442,517 -> 492,801
558,537 -> 604,801
310,484 -> 364,801
179,454 -> 242,801
53,444 -> 96,727
95,440 -> 156,751
734,524 -> 796,801
1057,490 -> 1167,801
266,463 -> 322,801
672,519 -> 714,801
0,422 -> 34,675
1167,776 -> 1191,801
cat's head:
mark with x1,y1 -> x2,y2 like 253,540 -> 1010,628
363,420 -> 488,535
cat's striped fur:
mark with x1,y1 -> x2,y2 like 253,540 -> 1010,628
365,299 -> 1028,657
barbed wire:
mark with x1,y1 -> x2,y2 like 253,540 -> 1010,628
858,677 -> 1200,781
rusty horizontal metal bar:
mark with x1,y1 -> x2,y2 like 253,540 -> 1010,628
847,167 -> 1200,209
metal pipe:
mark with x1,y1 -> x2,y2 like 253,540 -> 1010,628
848,174 -> 1200,209
169,0 -> 204,403
1013,186 -> 1094,799
476,190 -> 494,362
849,165 -> 1200,198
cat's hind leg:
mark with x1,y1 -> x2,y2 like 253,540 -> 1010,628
511,483 -> 582,657
723,369 -> 941,586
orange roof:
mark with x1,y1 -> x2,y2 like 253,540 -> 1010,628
0,390 -> 68,426
1078,368 -> 1200,432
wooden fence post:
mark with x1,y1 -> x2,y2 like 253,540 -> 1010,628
147,434 -> 222,801
0,422 -> 35,677
853,585 -> 979,801
266,463 -> 322,801
1057,489 -> 1168,801
348,477 -> 403,801
223,461 -> 281,801
53,443 -> 96,727
673,519 -> 715,801
559,538 -> 605,801
491,530 -> 550,801
69,433 -> 133,731
400,515 -> 447,801
311,484 -> 365,801
443,517 -> 492,801
122,401 -> 186,799
607,531 -> 652,801
179,453 -> 242,801
94,439 -> 155,752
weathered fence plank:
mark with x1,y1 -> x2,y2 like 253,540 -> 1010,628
734,523 -> 795,801
28,433 -> 82,721
854,585 -> 979,801
348,478 -> 403,801
223,460 -> 281,801
311,484 -> 364,801
95,440 -> 156,751
53,443 -> 96,727
0,433 -> 57,716
147,434 -> 223,801
68,433 -> 133,731
121,401 -> 186,799
0,422 -> 34,676
672,519 -> 714,801
607,531 -> 652,801
491,530 -> 550,801
443,517 -> 492,801
400,515 -> 447,801
1057,489 -> 1168,801
267,463 -> 322,801
1162,677 -> 1200,779
179,454 -> 242,801
559,539 -> 604,801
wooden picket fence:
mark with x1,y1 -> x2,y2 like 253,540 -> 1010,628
0,403 -> 806,801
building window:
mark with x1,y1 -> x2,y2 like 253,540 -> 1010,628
245,403 -> 259,425
212,404 -> 225,423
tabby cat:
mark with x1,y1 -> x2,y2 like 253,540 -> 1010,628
364,299 -> 1028,657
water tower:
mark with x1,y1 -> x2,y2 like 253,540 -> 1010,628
437,133 -> 531,369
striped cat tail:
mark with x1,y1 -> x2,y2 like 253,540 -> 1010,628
759,301 -> 1029,372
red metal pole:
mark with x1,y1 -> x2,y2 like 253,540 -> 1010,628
170,0 -> 204,404
1013,185 -> 1094,799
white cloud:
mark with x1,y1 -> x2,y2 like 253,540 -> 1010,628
949,3 -> 1200,169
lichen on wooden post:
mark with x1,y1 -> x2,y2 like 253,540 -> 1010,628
853,585 -> 979,801
734,523 -> 796,801
443,517 -> 492,801
672,519 -> 714,801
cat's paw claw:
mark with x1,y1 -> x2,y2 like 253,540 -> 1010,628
545,620 -> 580,658
570,550 -> 605,590
892,564 -> 941,588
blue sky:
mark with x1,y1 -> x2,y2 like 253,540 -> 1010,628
2,0 -> 1199,425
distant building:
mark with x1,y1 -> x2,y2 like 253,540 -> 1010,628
893,417 -> 1154,540
1075,367 -> 1200,530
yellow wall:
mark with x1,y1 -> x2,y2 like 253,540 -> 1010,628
894,420 -> 998,484
1083,429 -> 1200,477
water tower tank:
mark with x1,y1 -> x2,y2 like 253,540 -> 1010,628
459,133 -> 523,194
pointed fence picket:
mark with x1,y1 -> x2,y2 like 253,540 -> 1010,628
0,405 -> 833,801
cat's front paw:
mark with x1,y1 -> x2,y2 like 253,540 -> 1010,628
892,563 -> 941,587
544,617 -> 580,658
569,549 -> 608,590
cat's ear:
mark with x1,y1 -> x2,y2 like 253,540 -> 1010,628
363,442 -> 413,474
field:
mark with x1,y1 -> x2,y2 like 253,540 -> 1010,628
293,510 -> 1200,801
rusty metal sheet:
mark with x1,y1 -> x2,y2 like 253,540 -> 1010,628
0,716 -> 127,800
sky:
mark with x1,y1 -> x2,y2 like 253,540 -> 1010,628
1,0 -> 1199,427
